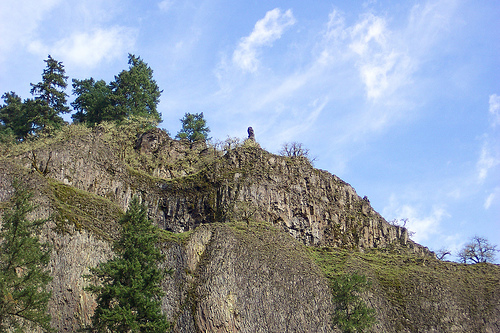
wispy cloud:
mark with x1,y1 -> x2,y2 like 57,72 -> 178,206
232,8 -> 295,73
476,94 -> 500,206
484,190 -> 497,210
489,94 -> 500,127
384,195 -> 449,243
28,27 -> 136,68
273,98 -> 328,143
317,11 -> 416,102
349,14 -> 405,100
215,0 -> 462,155
0,0 -> 135,68
0,0 -> 61,63
477,139 -> 499,183
406,0 -> 458,52
158,0 -> 174,12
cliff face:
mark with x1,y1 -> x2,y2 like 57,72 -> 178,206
163,223 -> 333,333
0,124 -> 498,332
4,126 -> 424,253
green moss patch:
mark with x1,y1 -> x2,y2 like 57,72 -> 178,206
308,247 -> 500,332
158,229 -> 193,244
49,179 -> 123,240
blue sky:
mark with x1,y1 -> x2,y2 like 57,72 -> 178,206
1,0 -> 499,262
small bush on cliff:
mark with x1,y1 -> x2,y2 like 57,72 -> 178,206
85,197 -> 171,332
0,180 -> 53,332
331,273 -> 376,333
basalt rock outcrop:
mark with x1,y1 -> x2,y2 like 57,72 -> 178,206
4,126 -> 424,253
0,124 -> 498,332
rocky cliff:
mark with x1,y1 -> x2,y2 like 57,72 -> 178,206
0,123 -> 498,332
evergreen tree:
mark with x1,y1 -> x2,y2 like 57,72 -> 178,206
71,78 -> 115,125
331,273 -> 376,333
110,54 -> 162,123
86,197 -> 171,332
0,92 -> 31,140
0,123 -> 14,144
0,92 -> 21,129
30,55 -> 69,115
176,112 -> 210,142
0,180 -> 53,332
29,55 -> 69,132
1,56 -> 69,140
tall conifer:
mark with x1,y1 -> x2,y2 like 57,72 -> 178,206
29,55 -> 69,132
0,180 -> 53,332
86,197 -> 171,332
110,54 -> 162,123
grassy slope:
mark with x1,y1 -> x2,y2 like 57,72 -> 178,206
309,246 -> 500,332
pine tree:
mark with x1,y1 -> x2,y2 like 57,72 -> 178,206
176,112 -> 210,142
331,273 -> 376,333
86,197 -> 171,332
71,78 -> 116,125
29,55 -> 69,132
110,54 -> 162,123
0,92 -> 29,141
0,180 -> 53,332
30,55 -> 69,114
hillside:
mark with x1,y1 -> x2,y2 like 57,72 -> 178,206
0,123 -> 499,332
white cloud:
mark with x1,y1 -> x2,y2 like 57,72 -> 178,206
484,191 -> 496,210
215,0 -> 463,160
441,233 -> 463,255
489,94 -> 500,127
384,196 -> 449,243
0,0 -> 61,62
0,0 -> 134,68
477,140 -> 499,183
275,98 -> 327,142
406,0 -> 458,52
349,14 -> 415,100
316,11 -> 416,101
158,0 -> 174,12
349,14 -> 387,56
232,8 -> 295,73
318,1 -> 458,102
28,27 -> 136,68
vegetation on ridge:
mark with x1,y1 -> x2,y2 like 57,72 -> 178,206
176,112 -> 210,142
0,54 -> 162,143
309,246 -> 500,332
72,54 -> 162,126
0,56 -> 69,141
457,235 -> 498,264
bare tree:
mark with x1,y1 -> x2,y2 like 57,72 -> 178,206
279,142 -> 317,166
28,151 -> 52,176
279,142 -> 310,158
224,136 -> 242,152
388,218 -> 416,238
457,236 -> 498,264
436,248 -> 451,261
235,201 -> 258,226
